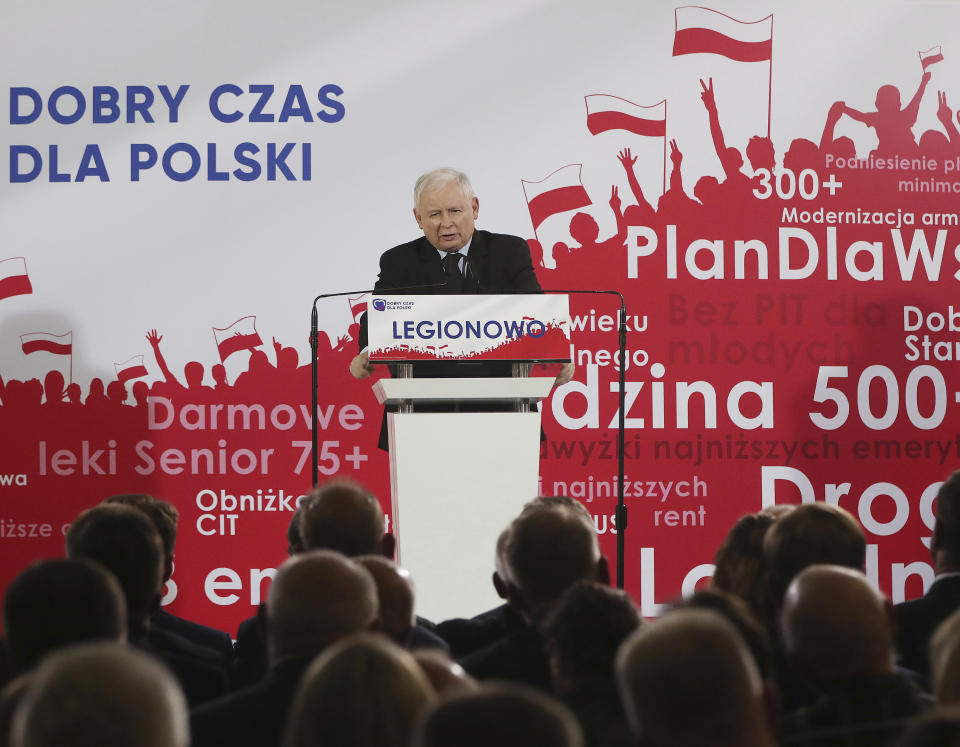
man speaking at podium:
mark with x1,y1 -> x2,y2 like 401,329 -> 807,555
348,167 -> 573,448
349,167 -> 543,380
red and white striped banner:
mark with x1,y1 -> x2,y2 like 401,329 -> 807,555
20,331 -> 72,356
673,6 -> 773,63
0,257 -> 34,301
212,316 -> 263,362
521,164 -> 592,231
585,95 -> 666,137
114,355 -> 149,383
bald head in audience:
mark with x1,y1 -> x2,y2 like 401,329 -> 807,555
763,502 -> 865,613
501,505 -> 602,624
781,564 -> 893,684
3,558 -> 126,676
10,643 -> 188,747
616,608 -> 775,747
356,557 -> 415,647
298,479 -> 394,558
266,550 -> 378,664
414,684 -> 583,747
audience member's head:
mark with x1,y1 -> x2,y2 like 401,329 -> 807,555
3,558 -> 126,676
542,581 -> 640,694
412,650 -> 477,696
414,684 -> 583,747
501,506 -> 602,624
283,634 -> 435,747
616,608 -> 774,747
713,511 -> 775,611
298,479 -> 393,558
932,471 -> 960,572
930,608 -> 960,705
780,564 -> 892,685
355,557 -> 416,647
763,502 -> 865,613
287,503 -> 305,556
9,643 -> 188,747
65,504 -> 164,636
102,494 -> 179,581
266,550 -> 378,664
673,587 -> 774,681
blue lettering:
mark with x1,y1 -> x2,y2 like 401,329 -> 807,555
302,142 -> 311,181
527,320 -> 546,338
392,321 -> 402,339
158,84 -> 190,123
207,143 -> 229,182
249,84 -> 274,122
92,86 -> 120,123
484,321 -> 502,338
126,86 -> 155,123
49,86 -> 85,125
10,87 -> 41,124
130,144 -> 158,181
9,145 -> 41,182
465,320 -> 481,338
279,84 -> 311,122
49,145 -> 70,182
267,143 -> 296,181
503,320 -> 524,338
162,143 -> 200,182
317,84 -> 345,123
233,143 -> 260,181
209,84 -> 243,123
76,144 -> 109,182
403,321 -> 415,338
416,321 -> 434,339
444,321 -> 463,339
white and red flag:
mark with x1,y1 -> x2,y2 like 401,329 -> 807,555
213,316 -> 263,362
0,257 -> 34,301
521,164 -> 592,232
585,95 -> 666,137
115,355 -> 148,383
673,6 -> 773,63
348,293 -> 369,323
20,331 -> 72,356
919,45 -> 944,69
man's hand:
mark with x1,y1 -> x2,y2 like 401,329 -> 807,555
609,185 -> 621,212
349,352 -> 375,379
146,329 -> 162,348
554,362 -> 575,387
699,77 -> 716,112
669,139 -> 682,167
617,148 -> 637,170
938,91 -> 953,127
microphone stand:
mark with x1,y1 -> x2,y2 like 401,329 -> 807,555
544,289 -> 628,589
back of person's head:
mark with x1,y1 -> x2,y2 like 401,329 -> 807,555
102,494 -> 179,559
780,564 -> 892,683
933,471 -> 960,567
412,650 -> 477,696
3,558 -> 126,675
763,502 -> 865,609
65,504 -> 164,633
673,587 -> 774,681
542,581 -> 640,693
503,507 -> 601,623
414,684 -> 583,747
287,503 -> 305,556
283,634 -> 435,747
930,607 -> 960,704
266,550 -> 378,663
9,642 -> 188,747
355,557 -> 415,647
616,608 -> 774,747
298,479 -> 389,557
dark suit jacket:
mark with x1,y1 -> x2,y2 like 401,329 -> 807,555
152,608 -> 233,665
895,574 -> 960,680
360,230 -> 542,449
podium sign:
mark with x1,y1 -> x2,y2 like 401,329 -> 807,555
367,294 -> 571,362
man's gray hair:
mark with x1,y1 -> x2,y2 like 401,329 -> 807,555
413,168 -> 475,208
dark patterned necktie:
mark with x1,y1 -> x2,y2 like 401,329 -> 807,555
444,252 -> 464,292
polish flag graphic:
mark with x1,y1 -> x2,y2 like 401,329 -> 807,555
522,165 -> 592,231
213,316 -> 263,362
115,355 -> 149,383
0,257 -> 34,301
348,293 -> 369,323
920,45 -> 944,69
20,331 -> 72,356
585,96 -> 666,137
672,6 -> 773,63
